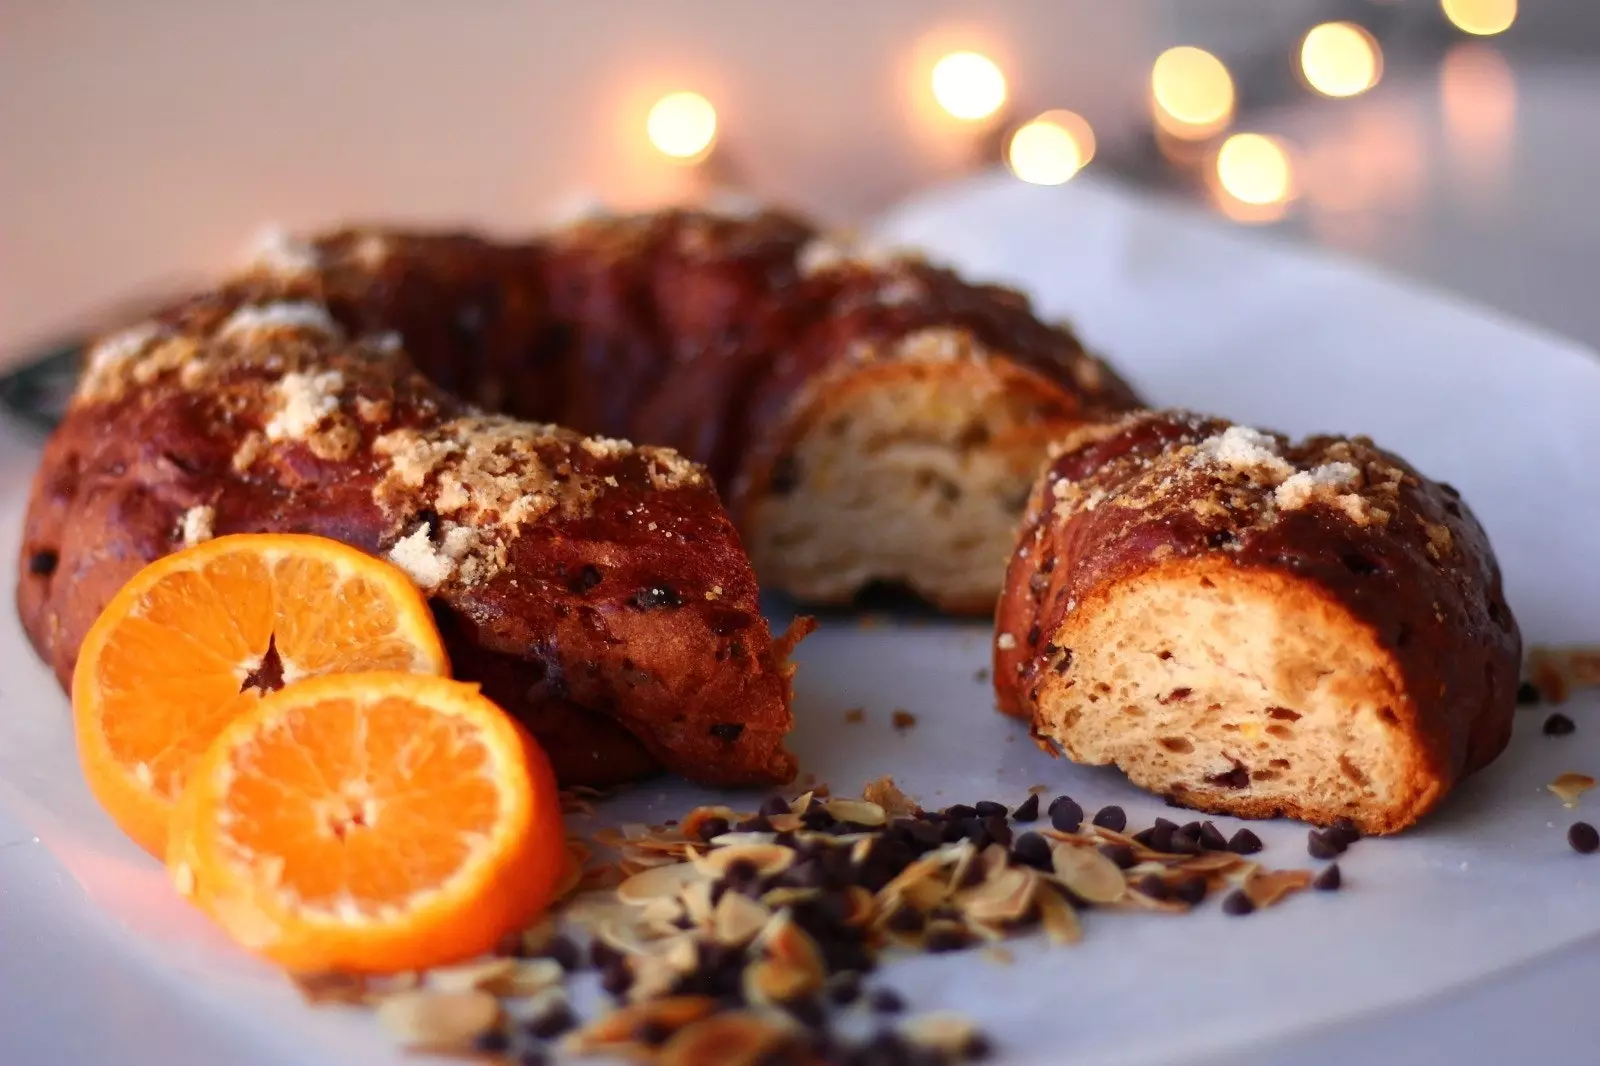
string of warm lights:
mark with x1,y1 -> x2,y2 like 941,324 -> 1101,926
641,0 -> 1518,224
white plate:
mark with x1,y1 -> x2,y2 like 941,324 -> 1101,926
3,173 -> 1600,1066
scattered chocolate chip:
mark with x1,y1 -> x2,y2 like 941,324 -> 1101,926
590,940 -> 621,969
760,795 -> 792,817
786,996 -> 828,1030
1307,830 -> 1345,860
974,800 -> 1008,818
709,723 -> 746,742
868,988 -> 906,1014
1327,816 -> 1363,847
1227,828 -> 1264,855
1197,821 -> 1229,851
1098,843 -> 1137,870
925,926 -> 970,953
944,804 -> 978,821
537,934 -> 582,970
1222,890 -> 1256,916
1313,864 -> 1343,891
27,549 -> 58,577
1569,822 -> 1600,854
1173,875 -> 1209,905
1011,794 -> 1040,822
1516,681 -> 1542,706
1048,796 -> 1083,833
696,816 -> 731,842
827,972 -> 862,1006
526,1003 -> 578,1039
983,815 -> 1013,847
734,815 -> 772,834
473,1029 -> 511,1053
967,1032 -> 996,1061
1544,713 -> 1577,736
600,960 -> 632,996
1091,805 -> 1126,832
885,904 -> 926,933
1011,832 -> 1053,870
1134,873 -> 1168,900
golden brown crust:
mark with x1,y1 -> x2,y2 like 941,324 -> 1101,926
994,409 -> 1520,832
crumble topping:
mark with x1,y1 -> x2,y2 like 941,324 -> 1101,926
1193,426 -> 1294,482
247,228 -> 321,276
218,301 -> 342,341
178,505 -> 215,548
264,370 -> 345,442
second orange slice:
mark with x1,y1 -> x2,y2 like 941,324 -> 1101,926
71,533 -> 449,856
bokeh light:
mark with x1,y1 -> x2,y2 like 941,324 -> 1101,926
1007,111 -> 1096,185
646,91 -> 718,162
931,51 -> 1008,121
1300,22 -> 1382,98
1441,0 -> 1517,36
1151,46 -> 1235,140
1216,133 -> 1293,207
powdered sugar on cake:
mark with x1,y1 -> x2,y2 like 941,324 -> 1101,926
219,301 -> 342,341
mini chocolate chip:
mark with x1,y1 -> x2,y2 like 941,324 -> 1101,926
1098,843 -> 1137,869
1544,713 -> 1577,736
827,972 -> 863,1005
925,926 -> 969,953
600,960 -> 633,996
1569,822 -> 1600,854
1134,873 -> 1168,900
1048,796 -> 1083,833
974,800 -> 1008,818
631,585 -> 681,610
1516,681 -> 1542,706
760,795 -> 792,817
1011,832 -> 1053,870
1012,794 -> 1040,822
1153,817 -> 1178,832
567,564 -> 602,594
526,1003 -> 578,1039
966,1032 -> 996,1061
634,1020 -> 672,1046
1091,805 -> 1126,832
1307,830 -> 1345,860
1326,817 -> 1362,848
868,988 -> 906,1014
735,815 -> 772,833
1197,821 -> 1229,851
696,816 -> 730,842
590,940 -> 621,969
538,934 -> 582,970
27,549 -> 58,577
786,996 -> 828,1030
885,904 -> 926,933
1222,890 -> 1256,916
983,815 -> 1013,847
473,1029 -> 511,1053
1173,875 -> 1209,905
724,859 -> 760,887
1141,824 -> 1175,853
1313,864 -> 1343,891
1227,828 -> 1264,855
710,723 -> 746,741
944,804 -> 978,820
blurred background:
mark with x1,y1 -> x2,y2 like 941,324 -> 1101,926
3,0 -> 1597,366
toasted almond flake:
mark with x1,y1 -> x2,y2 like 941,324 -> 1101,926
618,861 -> 706,904
427,957 -> 519,994
598,915 -> 675,957
850,836 -> 876,866
641,896 -> 687,934
568,996 -> 720,1048
1123,888 -> 1190,914
658,1011 -> 795,1066
766,812 -> 804,833
761,887 -> 822,909
906,1013 -> 980,1055
681,805 -> 738,841
291,971 -> 369,1005
861,776 -> 920,817
742,958 -> 820,1005
505,958 -> 567,997
681,879 -> 718,925
958,865 -> 1038,923
707,831 -> 780,848
1178,852 -> 1245,875
712,890 -> 771,946
663,935 -> 701,975
1550,772 -> 1596,807
878,854 -> 945,902
375,990 -> 499,1050
1243,868 -> 1313,909
1051,842 -> 1127,903
825,798 -> 887,827
787,791 -> 815,815
694,842 -> 795,879
1035,887 -> 1082,944
627,955 -> 683,1003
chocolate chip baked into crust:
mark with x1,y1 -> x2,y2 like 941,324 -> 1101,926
994,410 -> 1520,834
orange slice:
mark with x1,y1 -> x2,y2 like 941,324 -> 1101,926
167,672 -> 564,973
72,533 -> 449,856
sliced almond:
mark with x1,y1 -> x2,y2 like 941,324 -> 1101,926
1123,888 -> 1189,914
705,831 -> 781,849
659,1011 -> 795,1066
766,812 -> 804,833
568,995 -> 720,1048
759,911 -> 826,979
906,1013 -> 980,1056
694,842 -> 795,879
427,957 -> 519,995
1051,841 -> 1127,904
1243,868 -> 1313,909
713,889 -> 772,947
1035,886 -> 1082,945
1178,852 -> 1245,876
290,971 -> 369,1005
841,885 -> 878,927
742,957 -> 820,1005
876,854 -> 945,902
627,954 -> 683,1003
760,886 -> 821,909
681,879 -> 718,925
1550,772 -> 1596,807
375,990 -> 499,1050
505,958 -> 567,998
681,805 -> 739,842
825,798 -> 888,827
618,860 -> 705,905
787,790 -> 815,815
958,865 -> 1038,924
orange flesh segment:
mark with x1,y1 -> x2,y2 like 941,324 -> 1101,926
88,545 -> 440,802
216,694 -> 503,913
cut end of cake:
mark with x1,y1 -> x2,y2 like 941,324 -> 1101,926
1031,560 -> 1435,834
741,351 -> 1083,615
